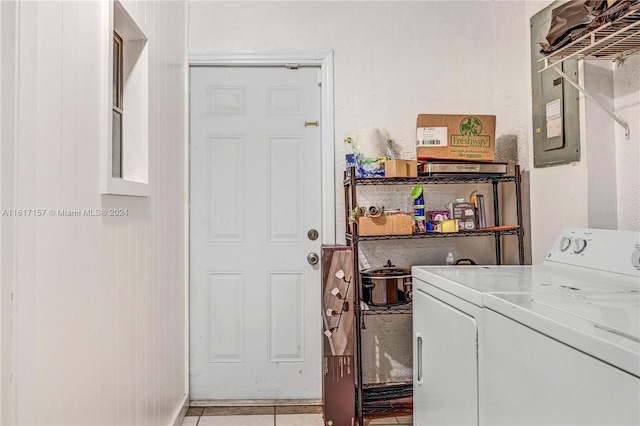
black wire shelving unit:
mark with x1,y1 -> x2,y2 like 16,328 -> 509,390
344,165 -> 526,425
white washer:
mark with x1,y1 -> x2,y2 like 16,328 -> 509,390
412,228 -> 640,426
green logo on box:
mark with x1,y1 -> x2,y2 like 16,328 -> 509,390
459,116 -> 482,136
451,116 -> 491,148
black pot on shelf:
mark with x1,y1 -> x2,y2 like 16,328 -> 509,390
453,258 -> 477,265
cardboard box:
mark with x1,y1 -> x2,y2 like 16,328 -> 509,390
357,215 -> 413,236
433,219 -> 458,233
448,202 -> 477,231
323,355 -> 354,426
416,114 -> 496,162
384,159 -> 418,178
427,210 -> 450,222
321,247 -> 355,426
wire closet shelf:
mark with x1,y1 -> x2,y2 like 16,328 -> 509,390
539,7 -> 640,72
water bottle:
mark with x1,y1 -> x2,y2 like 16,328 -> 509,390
446,252 -> 455,265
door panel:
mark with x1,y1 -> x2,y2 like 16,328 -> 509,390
268,136 -> 303,240
268,272 -> 304,362
208,136 -> 244,241
190,66 -> 322,400
207,272 -> 243,362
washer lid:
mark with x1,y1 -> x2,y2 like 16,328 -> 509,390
484,291 -> 640,377
411,263 -> 638,308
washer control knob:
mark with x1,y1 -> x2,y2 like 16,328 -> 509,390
559,236 -> 572,251
631,248 -> 640,271
573,238 -> 587,254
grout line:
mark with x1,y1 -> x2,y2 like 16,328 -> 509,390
184,406 -> 328,425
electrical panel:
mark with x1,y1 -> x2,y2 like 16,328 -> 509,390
530,1 -> 581,168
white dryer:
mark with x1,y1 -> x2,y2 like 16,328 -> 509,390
412,263 -> 536,425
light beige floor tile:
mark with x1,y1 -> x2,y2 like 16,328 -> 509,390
275,405 -> 323,415
276,413 -> 324,425
197,415 -> 274,426
181,416 -> 199,426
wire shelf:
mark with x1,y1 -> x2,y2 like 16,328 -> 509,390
357,383 -> 413,416
347,227 -> 521,242
361,304 -> 412,315
344,174 -> 517,187
540,7 -> 640,71
362,401 -> 413,416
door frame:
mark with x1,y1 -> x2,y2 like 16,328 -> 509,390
189,50 -> 336,245
187,51 -> 336,402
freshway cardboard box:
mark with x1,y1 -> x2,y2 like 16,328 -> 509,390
416,114 -> 496,162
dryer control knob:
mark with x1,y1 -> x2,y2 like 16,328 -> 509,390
573,238 -> 587,254
559,236 -> 572,251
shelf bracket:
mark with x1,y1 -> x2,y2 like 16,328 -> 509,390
552,65 -> 630,140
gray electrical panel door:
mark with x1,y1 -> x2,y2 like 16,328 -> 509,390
531,1 -> 581,168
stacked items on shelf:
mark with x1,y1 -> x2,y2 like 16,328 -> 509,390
351,186 -> 492,235
344,127 -> 419,179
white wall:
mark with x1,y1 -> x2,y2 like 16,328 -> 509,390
525,1 -> 640,263
584,61 -> 617,231
0,1 -> 188,425
614,54 -> 640,231
1,1 -> 18,422
189,0 -> 531,384
189,0 -> 640,382
191,0 -> 640,265
189,0 -> 531,247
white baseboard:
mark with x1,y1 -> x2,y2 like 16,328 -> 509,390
189,399 -> 322,407
171,393 -> 190,426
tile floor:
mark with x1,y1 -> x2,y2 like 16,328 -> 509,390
180,406 -> 412,426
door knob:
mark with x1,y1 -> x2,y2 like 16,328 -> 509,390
307,252 -> 319,265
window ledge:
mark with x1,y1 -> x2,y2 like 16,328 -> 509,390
102,177 -> 150,197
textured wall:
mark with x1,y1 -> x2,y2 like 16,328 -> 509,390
189,0 -> 531,385
189,0 -> 531,246
188,0 -> 638,387
1,1 -> 188,424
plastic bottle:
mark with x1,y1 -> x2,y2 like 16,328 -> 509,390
412,185 -> 426,233
446,252 -> 455,265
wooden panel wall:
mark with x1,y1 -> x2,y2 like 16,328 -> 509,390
1,1 -> 188,424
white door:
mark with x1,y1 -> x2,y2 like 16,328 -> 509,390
189,66 -> 323,400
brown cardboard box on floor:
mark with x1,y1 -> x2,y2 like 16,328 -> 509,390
416,114 -> 496,162
321,246 -> 355,426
